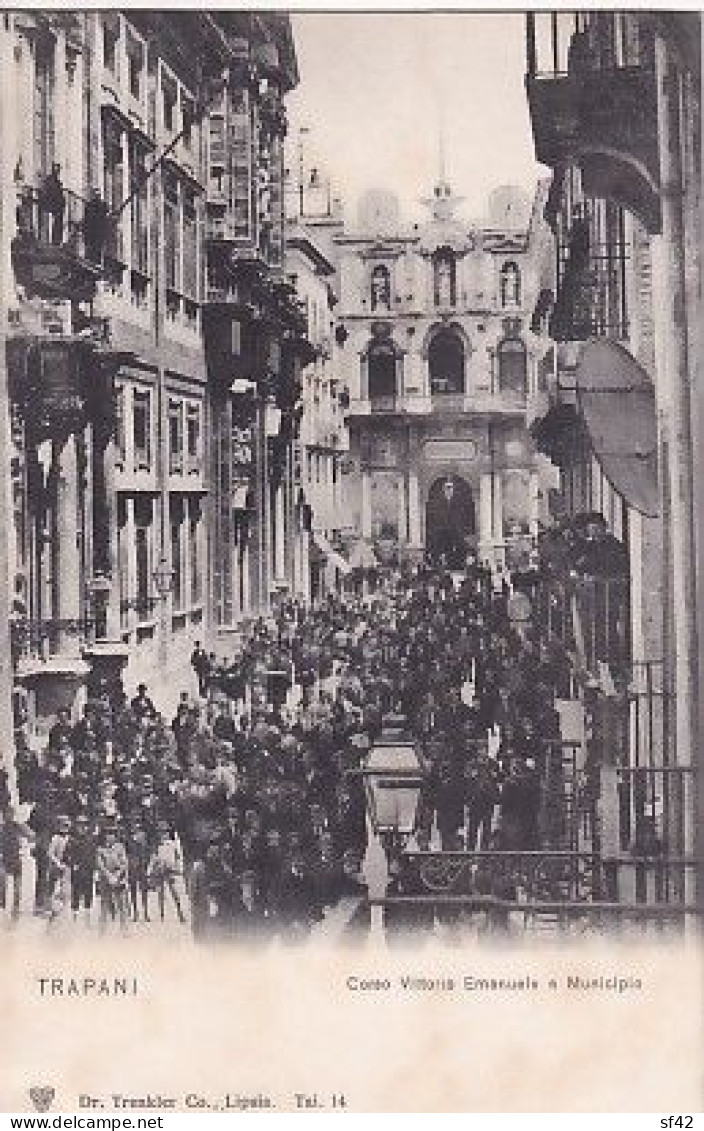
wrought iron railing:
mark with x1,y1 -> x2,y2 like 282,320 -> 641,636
371,847 -> 701,936
526,12 -> 654,82
11,614 -> 94,661
15,185 -> 115,266
371,891 -> 702,937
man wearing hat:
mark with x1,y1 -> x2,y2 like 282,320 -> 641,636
0,805 -> 34,922
125,819 -> 151,923
131,684 -> 156,721
46,814 -> 72,921
96,824 -> 129,930
66,815 -> 97,925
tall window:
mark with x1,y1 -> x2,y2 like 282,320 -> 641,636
117,496 -> 129,629
367,341 -> 397,402
182,189 -> 198,300
162,74 -> 177,133
168,398 -> 183,473
164,171 -> 180,292
231,88 -> 252,239
103,117 -> 124,261
34,38 -> 56,180
497,338 -> 527,395
115,385 -> 126,466
189,498 -> 202,605
433,249 -> 457,307
133,388 -> 151,469
181,95 -> 194,151
500,261 -> 521,307
428,328 -> 465,395
370,265 -> 391,311
186,403 -> 201,470
126,30 -> 143,101
170,496 -> 185,611
267,133 -> 284,268
208,124 -> 224,190
130,137 -> 149,277
102,14 -> 119,76
134,496 -> 153,620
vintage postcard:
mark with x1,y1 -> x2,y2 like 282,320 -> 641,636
0,4 -> 702,1114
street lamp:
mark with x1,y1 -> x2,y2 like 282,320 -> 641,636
362,716 -> 424,858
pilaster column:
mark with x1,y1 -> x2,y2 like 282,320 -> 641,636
397,473 -> 407,544
0,20 -> 18,799
360,355 -> 369,401
284,447 -> 296,590
492,470 -> 504,542
274,482 -> 286,582
528,469 -> 540,538
125,496 -> 136,634
408,468 -> 421,547
479,472 -> 493,556
652,36 -> 698,785
56,434 -> 81,656
361,468 -> 372,539
241,541 -> 251,617
92,413 -> 120,639
301,530 -> 311,605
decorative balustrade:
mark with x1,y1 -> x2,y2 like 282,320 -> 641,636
346,386 -> 527,418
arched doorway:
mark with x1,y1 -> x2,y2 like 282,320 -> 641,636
425,475 -> 476,569
428,328 -> 465,396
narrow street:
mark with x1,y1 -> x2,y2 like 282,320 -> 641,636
4,558 -> 595,945
0,10 -> 701,951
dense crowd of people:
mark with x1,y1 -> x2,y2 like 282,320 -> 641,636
0,560 -> 567,940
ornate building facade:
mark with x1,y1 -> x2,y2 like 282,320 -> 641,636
285,221 -> 349,604
334,180 -> 547,572
0,11 -> 305,774
524,12 -> 702,899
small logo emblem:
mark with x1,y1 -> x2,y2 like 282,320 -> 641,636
29,1086 -> 55,1112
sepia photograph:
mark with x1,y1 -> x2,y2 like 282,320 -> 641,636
0,4 -> 702,1113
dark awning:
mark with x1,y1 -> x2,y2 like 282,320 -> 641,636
575,338 -> 659,518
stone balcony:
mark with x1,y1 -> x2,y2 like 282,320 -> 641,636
525,12 -> 661,233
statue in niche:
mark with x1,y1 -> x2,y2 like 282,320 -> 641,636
370,265 -> 391,311
434,250 -> 456,306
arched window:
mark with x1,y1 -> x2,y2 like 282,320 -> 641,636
370,265 -> 391,311
433,248 -> 456,307
367,340 -> 397,403
428,328 -> 465,396
497,337 -> 527,395
500,261 -> 521,308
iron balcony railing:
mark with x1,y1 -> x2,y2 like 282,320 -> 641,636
370,846 -> 701,937
15,185 -> 117,266
550,217 -> 630,342
525,13 -> 661,233
526,11 -> 654,83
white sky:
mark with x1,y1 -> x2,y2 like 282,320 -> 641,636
286,12 -> 545,226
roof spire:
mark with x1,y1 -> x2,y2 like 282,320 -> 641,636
438,125 -> 447,190
421,117 -> 463,221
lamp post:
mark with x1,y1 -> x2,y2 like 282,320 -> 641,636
362,715 -> 424,862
